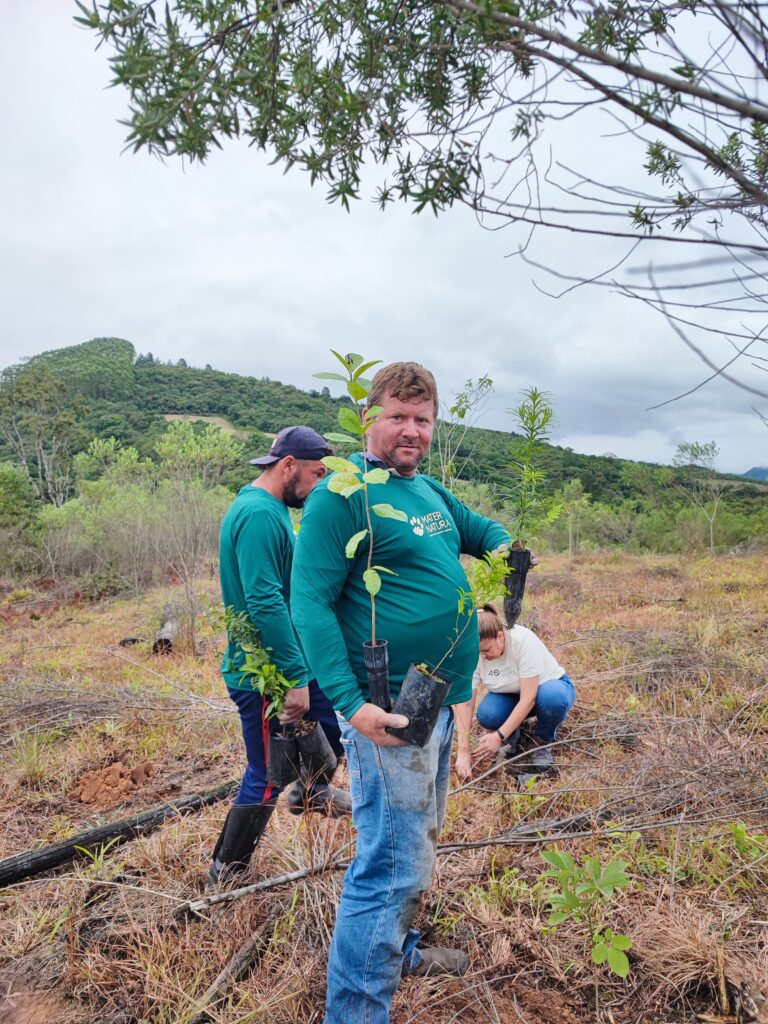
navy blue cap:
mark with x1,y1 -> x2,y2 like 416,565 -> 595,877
250,425 -> 333,466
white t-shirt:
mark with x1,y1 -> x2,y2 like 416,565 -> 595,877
472,626 -> 565,694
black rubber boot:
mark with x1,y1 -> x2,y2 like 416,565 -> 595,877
206,803 -> 275,888
285,763 -> 352,818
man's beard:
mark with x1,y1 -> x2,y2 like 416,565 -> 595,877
283,479 -> 306,509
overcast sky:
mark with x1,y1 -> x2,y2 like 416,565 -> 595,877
1,3 -> 767,474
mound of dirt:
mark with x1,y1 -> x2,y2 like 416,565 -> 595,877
69,761 -> 156,808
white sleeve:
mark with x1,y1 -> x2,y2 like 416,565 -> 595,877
516,632 -> 547,680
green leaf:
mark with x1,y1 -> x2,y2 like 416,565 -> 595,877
363,468 -> 390,484
331,349 -> 352,369
371,565 -> 397,575
324,456 -> 361,474
338,406 -> 364,435
345,529 -> 369,559
541,850 -> 574,871
328,473 -> 359,494
611,934 -> 632,951
353,360 -> 381,378
592,942 -> 608,966
325,432 -> 358,446
363,404 -> 382,423
606,947 -> 630,978
601,861 -> 631,888
371,503 -> 408,521
314,372 -> 347,381
548,912 -> 568,925
330,350 -> 363,371
347,379 -> 368,401
340,482 -> 364,498
363,568 -> 381,596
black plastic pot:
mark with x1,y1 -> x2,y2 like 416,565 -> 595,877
295,720 -> 337,784
386,664 -> 450,748
503,548 -> 532,626
363,639 -> 391,711
267,729 -> 301,788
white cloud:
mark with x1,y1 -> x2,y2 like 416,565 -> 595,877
0,2 -> 766,476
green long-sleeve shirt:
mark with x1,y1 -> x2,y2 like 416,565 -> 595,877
291,455 -> 509,719
219,485 -> 309,691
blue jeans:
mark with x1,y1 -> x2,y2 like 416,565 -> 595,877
324,706 -> 455,1024
228,679 -> 342,805
476,674 -> 575,743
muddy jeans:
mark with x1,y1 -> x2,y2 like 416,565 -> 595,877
324,706 -> 455,1024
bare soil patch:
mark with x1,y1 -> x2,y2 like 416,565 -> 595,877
68,761 -> 157,809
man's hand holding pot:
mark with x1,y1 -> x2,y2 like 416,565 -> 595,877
350,703 -> 409,746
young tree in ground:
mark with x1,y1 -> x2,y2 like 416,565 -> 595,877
153,422 -> 243,645
80,2 -> 768,390
0,364 -> 87,507
673,441 -> 726,554
430,375 -> 493,487
557,478 -> 592,559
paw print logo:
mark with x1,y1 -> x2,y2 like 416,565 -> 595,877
410,516 -> 424,537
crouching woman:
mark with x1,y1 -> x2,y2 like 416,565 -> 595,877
455,605 -> 575,778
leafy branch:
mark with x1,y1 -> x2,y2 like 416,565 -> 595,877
315,351 -> 407,646
223,607 -> 295,718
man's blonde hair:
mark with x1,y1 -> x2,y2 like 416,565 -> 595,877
368,362 -> 438,417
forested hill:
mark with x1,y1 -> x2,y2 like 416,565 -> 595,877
1,336 -> 761,508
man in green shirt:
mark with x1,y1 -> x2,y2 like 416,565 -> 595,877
208,426 -> 350,887
291,365 -> 510,1023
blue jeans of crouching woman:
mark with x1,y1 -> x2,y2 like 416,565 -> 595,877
323,705 -> 455,1024
476,673 -> 575,743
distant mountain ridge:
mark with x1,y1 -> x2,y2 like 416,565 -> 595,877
743,466 -> 768,481
3,337 -> 765,511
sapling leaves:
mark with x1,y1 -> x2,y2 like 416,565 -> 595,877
331,350 -> 363,371
347,379 -> 368,401
353,360 -> 381,378
542,848 -> 633,980
325,432 -> 357,446
363,568 -> 381,596
371,503 -> 408,521
593,929 -> 632,977
223,606 -> 296,717
328,472 -> 361,494
317,349 -> 406,645
363,468 -> 390,484
345,529 -> 369,558
324,456 -> 361,475
314,372 -> 347,382
338,406 -> 365,435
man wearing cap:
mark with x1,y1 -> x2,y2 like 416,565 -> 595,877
207,426 -> 351,887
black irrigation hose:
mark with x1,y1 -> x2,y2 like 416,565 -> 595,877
0,780 -> 237,888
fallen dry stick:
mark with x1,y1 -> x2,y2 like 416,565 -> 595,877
187,917 -> 274,1024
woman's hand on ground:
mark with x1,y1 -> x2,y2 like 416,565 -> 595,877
455,749 -> 473,780
476,732 -> 503,759
349,703 -> 409,746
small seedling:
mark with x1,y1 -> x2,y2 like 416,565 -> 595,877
542,849 -> 633,983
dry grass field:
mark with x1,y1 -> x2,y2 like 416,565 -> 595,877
1,553 -> 766,1024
